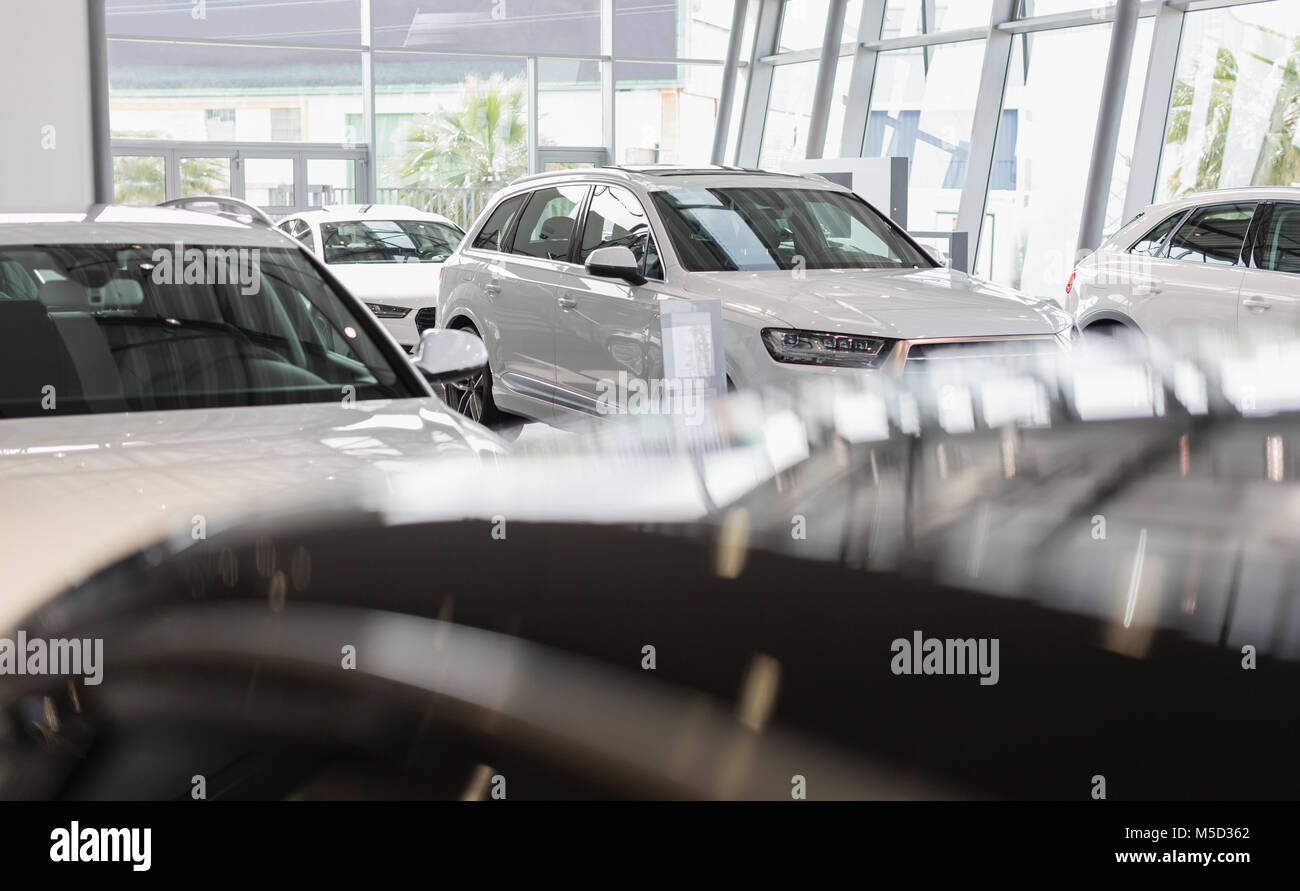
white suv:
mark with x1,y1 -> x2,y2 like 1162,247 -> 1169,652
278,204 -> 464,349
1069,187 -> 1300,347
437,166 -> 1073,424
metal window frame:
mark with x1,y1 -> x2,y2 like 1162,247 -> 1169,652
102,0 -> 1286,238
805,0 -> 849,159
110,139 -> 369,211
105,0 -> 744,190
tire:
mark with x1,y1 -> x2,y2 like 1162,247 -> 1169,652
442,325 -> 500,426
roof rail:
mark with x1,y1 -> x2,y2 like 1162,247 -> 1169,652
157,196 -> 276,228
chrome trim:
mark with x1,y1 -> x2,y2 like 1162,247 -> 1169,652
885,334 -> 1061,376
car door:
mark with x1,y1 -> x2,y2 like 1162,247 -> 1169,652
1083,210 -> 1187,325
491,184 -> 589,411
1239,201 -> 1300,344
549,183 -> 665,415
1142,202 -> 1255,345
450,192 -> 551,415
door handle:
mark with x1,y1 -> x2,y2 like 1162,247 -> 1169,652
557,295 -> 577,310
1134,286 -> 1162,297
1243,298 -> 1272,312
484,279 -> 502,297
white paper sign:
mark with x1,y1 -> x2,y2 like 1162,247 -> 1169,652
661,298 -> 726,400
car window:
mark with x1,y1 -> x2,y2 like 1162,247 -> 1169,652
472,194 -> 527,252
321,219 -> 461,264
511,185 -> 589,261
652,187 -> 932,272
1129,212 -> 1184,256
0,259 -> 37,301
579,184 -> 663,281
1256,203 -> 1300,274
1165,203 -> 1256,266
280,220 -> 316,253
0,243 -> 417,419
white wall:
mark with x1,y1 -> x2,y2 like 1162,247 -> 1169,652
0,0 -> 95,211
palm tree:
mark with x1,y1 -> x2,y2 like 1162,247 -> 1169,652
1252,34 -> 1300,186
392,74 -> 529,189
1162,48 -> 1238,196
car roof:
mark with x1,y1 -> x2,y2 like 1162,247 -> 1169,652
1143,186 -> 1300,218
284,204 -> 458,226
0,205 -> 297,248
505,164 -> 841,194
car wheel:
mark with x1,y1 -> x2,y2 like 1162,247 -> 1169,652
442,326 -> 499,426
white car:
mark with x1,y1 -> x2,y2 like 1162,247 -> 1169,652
435,166 -> 1073,425
1069,187 -> 1300,347
278,204 -> 465,349
0,202 -> 501,620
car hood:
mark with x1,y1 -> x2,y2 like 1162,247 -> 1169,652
683,267 -> 1069,339
325,262 -> 443,301
0,398 -> 505,625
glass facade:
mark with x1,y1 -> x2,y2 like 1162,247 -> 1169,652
108,0 -> 736,213
752,0 -> 1282,299
884,0 -> 996,38
616,62 -> 727,166
863,40 -> 986,249
758,60 -> 821,169
103,0 -> 1300,298
1156,1 -> 1300,201
977,20 -> 1152,297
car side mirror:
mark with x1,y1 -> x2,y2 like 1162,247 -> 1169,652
411,328 -> 488,384
585,245 -> 646,286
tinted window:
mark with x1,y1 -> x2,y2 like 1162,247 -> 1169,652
1129,213 -> 1184,256
511,185 -> 589,261
1166,203 -> 1256,266
321,219 -> 462,264
1257,203 -> 1300,274
580,184 -> 663,280
651,187 -> 932,272
282,220 -> 315,252
471,194 -> 527,252
0,244 -> 414,419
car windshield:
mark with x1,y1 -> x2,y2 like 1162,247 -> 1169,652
0,242 -> 419,419
651,186 -> 935,273
321,219 -> 464,265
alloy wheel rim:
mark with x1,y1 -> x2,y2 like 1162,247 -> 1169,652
448,372 -> 486,421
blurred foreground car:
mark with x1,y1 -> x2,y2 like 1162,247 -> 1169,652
277,204 -> 464,350
0,201 -> 504,620
4,347 -> 1299,800
1070,187 -> 1300,346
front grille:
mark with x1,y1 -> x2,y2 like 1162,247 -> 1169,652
903,338 -> 1058,373
414,307 -> 437,333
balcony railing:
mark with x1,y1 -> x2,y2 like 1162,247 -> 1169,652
308,185 -> 498,229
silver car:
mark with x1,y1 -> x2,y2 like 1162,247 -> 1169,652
436,166 -> 1072,425
1069,187 -> 1300,347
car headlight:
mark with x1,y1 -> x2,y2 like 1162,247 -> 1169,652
365,302 -> 411,319
761,328 -> 894,369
